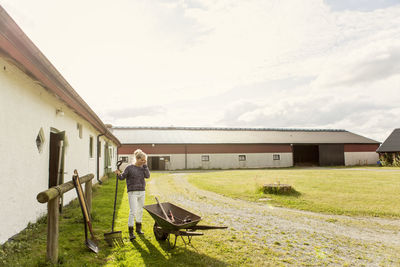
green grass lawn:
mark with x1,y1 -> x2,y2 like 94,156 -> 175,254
187,167 -> 400,217
0,173 -> 279,266
3,167 -> 399,266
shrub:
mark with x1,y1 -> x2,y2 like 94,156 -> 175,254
379,152 -> 400,167
262,183 -> 300,196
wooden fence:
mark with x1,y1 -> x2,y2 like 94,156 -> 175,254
36,173 -> 94,264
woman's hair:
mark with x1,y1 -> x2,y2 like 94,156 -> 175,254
133,149 -> 147,163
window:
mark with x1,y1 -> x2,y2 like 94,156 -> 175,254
77,123 -> 83,139
89,136 -> 93,158
36,128 -> 45,153
201,155 -> 210,161
120,156 -> 129,163
273,154 -> 280,160
239,155 -> 246,161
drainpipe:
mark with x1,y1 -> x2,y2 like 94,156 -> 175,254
97,133 -> 105,184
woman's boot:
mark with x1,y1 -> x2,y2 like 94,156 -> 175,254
129,226 -> 136,240
135,222 -> 144,234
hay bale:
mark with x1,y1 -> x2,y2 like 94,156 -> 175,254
263,183 -> 293,194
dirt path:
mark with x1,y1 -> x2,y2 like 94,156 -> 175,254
148,173 -> 400,266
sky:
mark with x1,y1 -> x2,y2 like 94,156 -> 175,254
1,0 -> 400,142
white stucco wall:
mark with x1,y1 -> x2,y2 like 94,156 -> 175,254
0,58 -> 118,244
185,153 -> 293,169
344,152 -> 379,166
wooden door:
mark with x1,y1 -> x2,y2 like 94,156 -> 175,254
49,131 -> 65,211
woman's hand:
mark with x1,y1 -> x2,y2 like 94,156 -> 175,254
136,157 -> 147,167
115,170 -> 121,175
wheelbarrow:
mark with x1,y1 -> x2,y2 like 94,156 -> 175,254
144,198 -> 227,249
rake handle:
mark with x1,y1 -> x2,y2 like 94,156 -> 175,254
111,160 -> 123,231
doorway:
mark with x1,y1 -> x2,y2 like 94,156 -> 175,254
148,156 -> 170,170
293,145 -> 319,166
318,144 -> 344,166
48,130 -> 65,211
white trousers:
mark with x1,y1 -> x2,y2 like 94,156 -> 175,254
128,191 -> 145,227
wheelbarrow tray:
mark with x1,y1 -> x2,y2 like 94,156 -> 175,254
144,202 -> 201,231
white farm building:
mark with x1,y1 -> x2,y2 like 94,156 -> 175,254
0,7 -> 120,244
112,126 -> 380,170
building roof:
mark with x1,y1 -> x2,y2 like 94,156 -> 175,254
0,6 -> 120,146
376,129 -> 400,153
112,126 -> 379,145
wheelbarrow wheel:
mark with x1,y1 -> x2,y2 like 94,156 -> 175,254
153,222 -> 168,241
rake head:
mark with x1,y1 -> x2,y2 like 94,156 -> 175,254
104,231 -> 124,247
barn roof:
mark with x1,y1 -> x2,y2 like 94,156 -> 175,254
112,126 -> 379,145
376,129 -> 400,153
0,6 -> 120,146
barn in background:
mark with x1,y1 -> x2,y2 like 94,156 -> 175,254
112,127 -> 380,170
376,128 -> 400,166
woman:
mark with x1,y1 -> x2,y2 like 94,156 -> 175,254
116,149 -> 150,240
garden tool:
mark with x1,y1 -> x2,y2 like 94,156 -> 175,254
104,160 -> 124,247
155,197 -> 172,223
72,169 -> 99,253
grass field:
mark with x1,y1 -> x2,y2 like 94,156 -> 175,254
0,172 -> 279,266
2,167 -> 400,266
187,167 -> 400,217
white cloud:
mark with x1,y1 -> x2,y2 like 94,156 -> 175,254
325,0 -> 400,12
1,0 -> 399,142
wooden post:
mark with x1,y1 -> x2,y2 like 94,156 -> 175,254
85,180 -> 92,214
46,196 -> 59,264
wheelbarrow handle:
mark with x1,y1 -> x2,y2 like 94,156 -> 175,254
189,225 -> 228,230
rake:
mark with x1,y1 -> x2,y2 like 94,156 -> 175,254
104,160 -> 124,247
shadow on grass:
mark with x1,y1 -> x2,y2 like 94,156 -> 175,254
54,174 -> 128,266
131,234 -> 228,266
270,189 -> 302,197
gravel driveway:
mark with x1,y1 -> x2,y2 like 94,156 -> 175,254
148,172 -> 400,266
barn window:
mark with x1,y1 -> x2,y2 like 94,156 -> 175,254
77,123 -> 83,138
120,156 -> 128,163
89,136 -> 94,158
201,155 -> 210,161
239,155 -> 246,161
36,128 -> 45,153
273,154 -> 280,160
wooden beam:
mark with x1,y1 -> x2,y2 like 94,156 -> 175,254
37,174 -> 94,203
